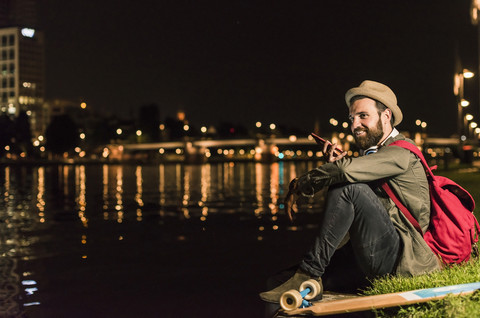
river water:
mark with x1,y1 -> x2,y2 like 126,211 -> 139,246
0,162 -> 327,318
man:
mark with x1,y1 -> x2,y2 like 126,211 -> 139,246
260,80 -> 440,305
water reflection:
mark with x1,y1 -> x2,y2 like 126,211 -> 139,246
0,161 -> 326,316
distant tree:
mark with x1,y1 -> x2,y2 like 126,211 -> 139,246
165,116 -> 184,140
138,104 -> 160,142
88,119 -> 114,147
217,122 -> 248,138
0,113 -> 14,157
45,114 -> 79,154
14,111 -> 33,155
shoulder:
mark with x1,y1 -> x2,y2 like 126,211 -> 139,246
381,134 -> 418,154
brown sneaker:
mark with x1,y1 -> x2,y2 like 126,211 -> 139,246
259,269 -> 322,304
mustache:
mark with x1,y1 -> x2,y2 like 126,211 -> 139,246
354,127 -> 368,133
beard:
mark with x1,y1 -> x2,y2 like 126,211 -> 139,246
353,118 -> 384,150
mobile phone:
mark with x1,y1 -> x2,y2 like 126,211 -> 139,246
310,133 -> 344,156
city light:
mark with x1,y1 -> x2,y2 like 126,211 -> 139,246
183,125 -> 190,131
116,129 -> 122,135
461,99 -> 470,107
329,118 -> 338,126
136,130 -> 142,136
256,121 -> 262,128
269,123 -> 276,130
80,133 -> 86,140
21,28 -> 35,38
466,114 -> 474,121
201,126 -> 207,133
80,102 -> 87,109
470,122 -> 478,129
463,69 -> 475,79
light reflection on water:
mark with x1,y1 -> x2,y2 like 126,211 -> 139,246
0,161 -> 325,317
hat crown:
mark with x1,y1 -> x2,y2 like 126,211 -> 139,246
358,80 -> 397,103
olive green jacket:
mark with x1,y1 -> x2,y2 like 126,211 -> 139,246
297,134 -> 440,276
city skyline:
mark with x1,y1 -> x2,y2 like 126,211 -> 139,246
38,0 -> 479,136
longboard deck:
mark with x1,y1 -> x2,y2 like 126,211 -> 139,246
283,282 -> 480,316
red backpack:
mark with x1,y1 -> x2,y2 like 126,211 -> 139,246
381,140 -> 480,264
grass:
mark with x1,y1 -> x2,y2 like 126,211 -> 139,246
363,256 -> 480,317
360,166 -> 480,317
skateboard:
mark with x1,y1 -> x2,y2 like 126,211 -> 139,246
280,279 -> 323,311
281,281 -> 480,316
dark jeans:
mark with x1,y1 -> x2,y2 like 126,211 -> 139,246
300,183 -> 401,280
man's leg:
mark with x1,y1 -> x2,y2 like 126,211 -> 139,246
300,183 -> 400,278
260,183 -> 400,303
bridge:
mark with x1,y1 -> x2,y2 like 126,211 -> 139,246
106,134 -> 473,163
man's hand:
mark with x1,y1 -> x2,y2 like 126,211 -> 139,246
285,178 -> 300,222
322,141 -> 347,163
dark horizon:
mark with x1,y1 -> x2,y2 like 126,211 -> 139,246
38,0 -> 479,137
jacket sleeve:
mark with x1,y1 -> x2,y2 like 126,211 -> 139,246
297,146 -> 411,197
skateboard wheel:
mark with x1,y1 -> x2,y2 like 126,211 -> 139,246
280,289 -> 303,311
300,279 -> 322,300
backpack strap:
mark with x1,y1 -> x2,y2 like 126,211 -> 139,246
381,140 -> 427,235
388,140 -> 434,177
381,182 -> 423,235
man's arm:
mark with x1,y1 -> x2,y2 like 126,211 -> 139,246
297,145 -> 412,197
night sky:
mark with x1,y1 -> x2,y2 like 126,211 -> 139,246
38,0 -> 478,136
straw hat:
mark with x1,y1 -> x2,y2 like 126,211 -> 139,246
345,80 -> 403,126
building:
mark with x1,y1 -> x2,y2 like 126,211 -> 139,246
0,0 -> 37,28
0,26 -> 45,136
0,0 -> 45,137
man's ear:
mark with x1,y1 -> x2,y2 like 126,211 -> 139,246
383,109 -> 392,125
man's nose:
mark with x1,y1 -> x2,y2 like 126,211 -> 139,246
351,117 -> 361,129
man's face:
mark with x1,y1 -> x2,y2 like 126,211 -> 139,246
349,98 -> 387,150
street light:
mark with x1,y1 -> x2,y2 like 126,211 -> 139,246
454,69 -> 475,139
461,99 -> 470,107
464,69 -> 475,78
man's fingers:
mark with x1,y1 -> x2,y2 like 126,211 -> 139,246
285,192 -> 298,222
336,151 -> 348,159
322,142 -> 330,154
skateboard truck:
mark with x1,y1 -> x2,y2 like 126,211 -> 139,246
280,279 -> 323,311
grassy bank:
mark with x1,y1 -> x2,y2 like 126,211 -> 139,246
363,167 -> 480,317
363,256 -> 480,317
